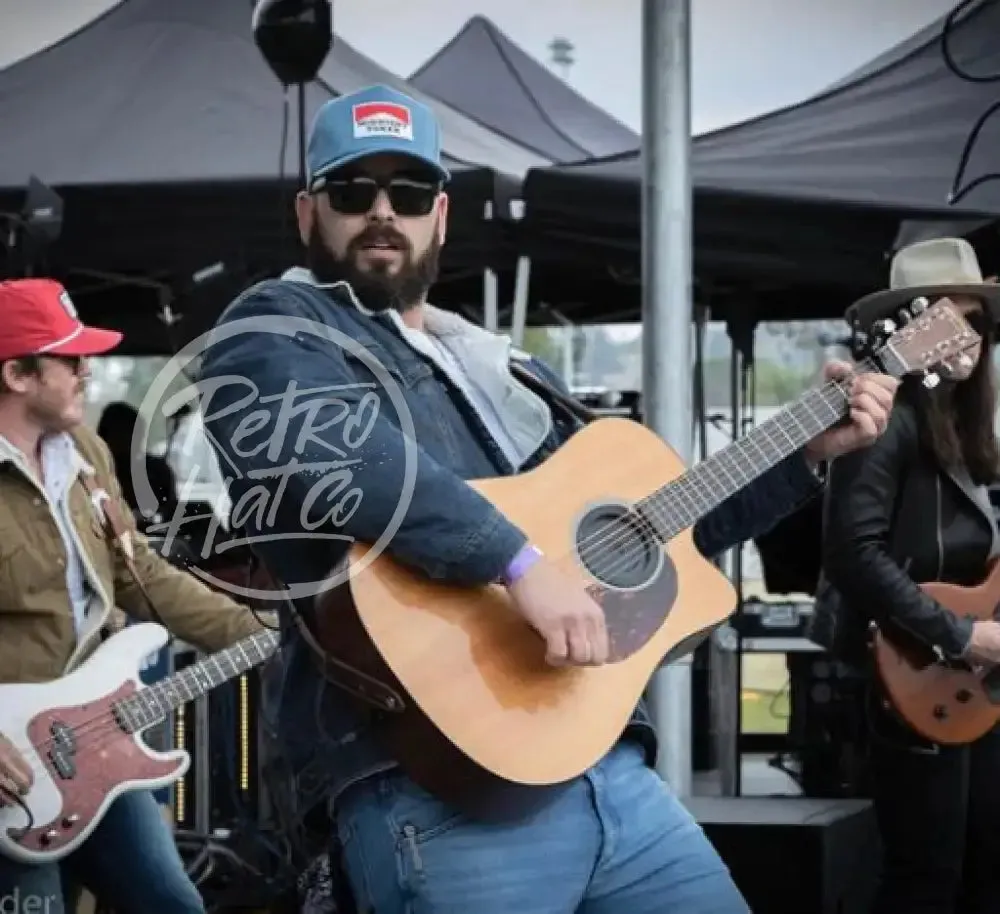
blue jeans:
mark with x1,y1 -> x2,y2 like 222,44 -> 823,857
0,790 -> 203,913
335,741 -> 749,913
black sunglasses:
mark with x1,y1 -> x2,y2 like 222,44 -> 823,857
321,176 -> 440,218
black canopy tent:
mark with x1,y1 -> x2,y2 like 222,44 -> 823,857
410,16 -> 637,162
521,156 -> 918,324
521,0 -> 1000,322
0,0 -> 548,353
409,15 -> 638,330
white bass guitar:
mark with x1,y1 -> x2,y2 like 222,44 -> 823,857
0,623 -> 279,864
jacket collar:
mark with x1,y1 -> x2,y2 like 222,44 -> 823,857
279,266 -> 525,352
279,267 -> 551,469
0,430 -> 88,470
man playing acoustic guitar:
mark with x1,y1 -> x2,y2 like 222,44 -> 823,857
0,279 -> 265,913
198,84 -> 897,913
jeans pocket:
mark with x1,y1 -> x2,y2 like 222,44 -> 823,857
336,774 -> 443,908
381,773 -> 464,844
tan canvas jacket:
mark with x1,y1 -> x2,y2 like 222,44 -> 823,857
0,424 -> 262,683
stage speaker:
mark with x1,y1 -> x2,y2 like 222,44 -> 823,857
787,652 -> 871,798
685,797 -> 879,914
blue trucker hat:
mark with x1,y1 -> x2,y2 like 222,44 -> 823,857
306,85 -> 450,191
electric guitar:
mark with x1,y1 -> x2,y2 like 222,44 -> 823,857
310,298 -> 980,816
874,561 -> 1000,744
0,623 -> 279,864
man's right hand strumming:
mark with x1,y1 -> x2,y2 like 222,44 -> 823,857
0,732 -> 33,804
505,547 -> 610,667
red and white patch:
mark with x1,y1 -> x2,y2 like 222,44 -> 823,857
352,102 -> 413,142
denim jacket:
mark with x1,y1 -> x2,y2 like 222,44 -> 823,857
197,270 -> 823,816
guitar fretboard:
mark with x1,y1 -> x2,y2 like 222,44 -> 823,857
113,629 -> 280,733
635,355 -> 896,542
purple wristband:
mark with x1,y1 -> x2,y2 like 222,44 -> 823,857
501,544 -> 543,587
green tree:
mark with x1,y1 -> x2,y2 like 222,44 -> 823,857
752,361 -> 814,405
519,326 -> 563,369
700,357 -> 815,408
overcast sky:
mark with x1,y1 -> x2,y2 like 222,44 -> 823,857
0,0 -> 956,134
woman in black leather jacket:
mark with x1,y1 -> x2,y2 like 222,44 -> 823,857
820,291 -> 1000,914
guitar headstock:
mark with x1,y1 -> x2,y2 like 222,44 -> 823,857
870,297 -> 982,388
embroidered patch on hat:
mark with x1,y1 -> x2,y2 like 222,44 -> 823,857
59,290 -> 78,319
352,102 -> 413,141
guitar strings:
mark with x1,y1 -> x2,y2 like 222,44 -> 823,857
1,628 -> 280,791
4,654 -> 272,790
563,375 -> 855,591
2,710 -> 144,798
0,366 -> 894,804
581,318 -> 973,582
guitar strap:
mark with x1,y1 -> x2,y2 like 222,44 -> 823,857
77,470 -> 171,635
284,582 -> 406,714
508,359 -> 602,427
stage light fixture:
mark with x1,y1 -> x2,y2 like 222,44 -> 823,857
22,175 -> 63,244
252,0 -> 332,86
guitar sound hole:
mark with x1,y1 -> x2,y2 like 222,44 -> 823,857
575,502 -> 662,591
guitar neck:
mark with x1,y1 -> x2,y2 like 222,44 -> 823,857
116,629 -> 280,732
637,355 -> 892,542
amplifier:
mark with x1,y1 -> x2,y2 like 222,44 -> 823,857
735,597 -> 815,646
170,647 -> 264,832
686,796 -> 879,914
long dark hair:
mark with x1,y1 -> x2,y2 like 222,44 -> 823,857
907,311 -> 1000,485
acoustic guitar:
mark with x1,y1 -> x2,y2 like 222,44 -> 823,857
313,299 -> 978,815
874,562 -> 1000,745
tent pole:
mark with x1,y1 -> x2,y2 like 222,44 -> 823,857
509,255 -> 532,347
641,0 -> 694,797
297,83 -> 308,188
482,201 -> 499,331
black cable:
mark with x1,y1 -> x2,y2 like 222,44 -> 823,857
278,89 -> 291,248
0,788 -> 35,837
941,0 -> 1000,205
296,83 -> 308,189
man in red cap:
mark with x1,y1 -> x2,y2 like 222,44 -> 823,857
0,279 -> 265,913
0,279 -> 123,449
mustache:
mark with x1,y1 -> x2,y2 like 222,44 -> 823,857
350,226 -> 410,252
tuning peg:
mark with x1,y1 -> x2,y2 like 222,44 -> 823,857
874,318 -> 897,335
923,371 -> 940,389
897,309 -> 912,325
910,297 -> 930,314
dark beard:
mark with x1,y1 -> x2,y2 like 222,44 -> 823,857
306,223 -> 441,313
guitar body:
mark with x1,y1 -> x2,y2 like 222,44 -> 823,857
315,418 -> 737,817
0,624 -> 188,865
874,562 -> 1000,745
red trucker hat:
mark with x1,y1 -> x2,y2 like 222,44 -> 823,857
0,279 -> 122,361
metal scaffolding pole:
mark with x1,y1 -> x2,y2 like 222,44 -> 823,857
641,0 -> 694,797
